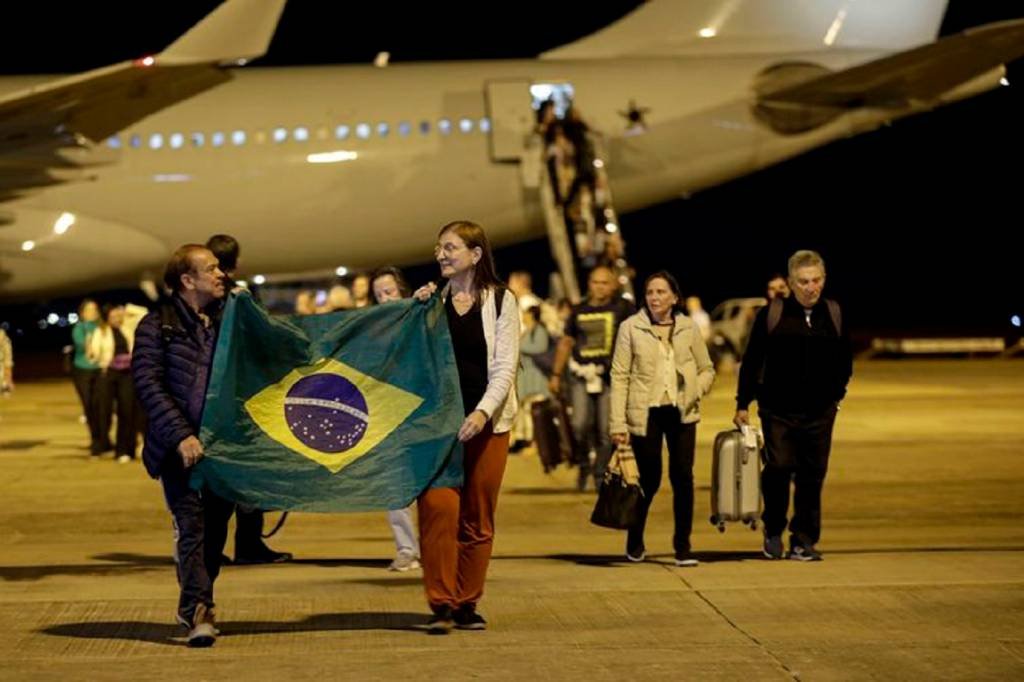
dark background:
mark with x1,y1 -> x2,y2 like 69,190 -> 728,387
2,1 -> 1022,371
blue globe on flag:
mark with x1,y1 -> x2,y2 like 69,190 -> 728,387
284,373 -> 369,453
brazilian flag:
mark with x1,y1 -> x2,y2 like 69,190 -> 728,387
191,293 -> 463,512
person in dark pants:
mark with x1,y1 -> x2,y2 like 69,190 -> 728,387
735,250 -> 852,562
71,299 -> 106,454
610,271 -> 715,566
89,304 -> 146,462
205,234 -> 292,566
132,243 -> 234,647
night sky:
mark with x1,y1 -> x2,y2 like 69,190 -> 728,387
2,1 -> 1023,354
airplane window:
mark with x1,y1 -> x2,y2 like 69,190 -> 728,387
377,122 -> 389,137
170,133 -> 184,149
273,127 -> 288,143
420,121 -> 431,135
479,117 -> 491,133
191,132 -> 205,147
212,132 -> 225,147
459,118 -> 473,133
130,135 -> 141,149
438,119 -> 452,135
149,133 -> 164,150
294,127 -> 309,142
398,121 -> 411,137
335,125 -> 350,140
106,136 -> 122,149
356,123 -> 371,139
232,130 -> 246,146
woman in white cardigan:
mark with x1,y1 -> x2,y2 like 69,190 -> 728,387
610,271 -> 715,567
413,220 -> 519,634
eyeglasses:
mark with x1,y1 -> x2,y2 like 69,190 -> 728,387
434,243 -> 465,257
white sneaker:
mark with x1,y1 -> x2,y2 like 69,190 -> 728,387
388,554 -> 421,572
116,454 -> 131,464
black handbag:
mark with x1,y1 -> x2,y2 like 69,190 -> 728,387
590,445 -> 644,529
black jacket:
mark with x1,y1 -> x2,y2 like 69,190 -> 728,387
736,296 -> 852,414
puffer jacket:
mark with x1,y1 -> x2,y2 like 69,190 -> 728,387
610,309 -> 715,437
132,295 -> 219,478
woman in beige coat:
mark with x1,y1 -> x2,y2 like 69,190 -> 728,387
610,271 -> 715,566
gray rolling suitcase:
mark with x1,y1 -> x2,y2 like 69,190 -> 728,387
710,427 -> 761,532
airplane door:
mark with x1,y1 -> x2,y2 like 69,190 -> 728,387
486,80 -> 534,162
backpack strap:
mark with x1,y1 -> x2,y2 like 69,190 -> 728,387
825,299 -> 842,335
492,286 -> 507,326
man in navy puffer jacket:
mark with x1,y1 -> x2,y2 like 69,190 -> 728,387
132,243 -> 232,648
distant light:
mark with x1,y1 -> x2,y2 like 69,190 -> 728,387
307,150 -> 358,164
54,212 -> 75,235
459,118 -> 473,133
21,240 -> 35,252
1001,77 -> 1010,87
698,27 -> 716,38
170,133 -> 184,149
593,159 -> 604,169
236,58 -> 249,66
232,130 -> 246,146
335,266 -> 348,277
47,313 -> 59,325
1013,315 -> 1022,328
294,127 -> 309,142
823,8 -> 848,46
135,55 -> 156,68
374,51 -> 390,68
273,127 -> 288,143
252,275 -> 266,286
605,222 -> 618,233
149,133 -> 164,149
68,313 -> 79,324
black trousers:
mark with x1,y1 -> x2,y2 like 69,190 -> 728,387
234,506 -> 269,557
95,369 -> 138,458
760,405 -> 838,547
628,406 -> 696,557
160,467 -> 234,624
71,367 -> 105,453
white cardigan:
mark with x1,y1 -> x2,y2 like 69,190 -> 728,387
441,284 -> 520,434
87,304 -> 148,370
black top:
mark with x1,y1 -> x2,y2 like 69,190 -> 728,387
565,298 -> 634,379
445,296 -> 489,416
736,296 -> 853,414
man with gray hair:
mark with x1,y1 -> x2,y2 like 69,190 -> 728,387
734,250 -> 852,561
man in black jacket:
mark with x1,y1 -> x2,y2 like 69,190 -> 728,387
734,250 -> 852,562
205,234 -> 291,566
132,243 -> 232,647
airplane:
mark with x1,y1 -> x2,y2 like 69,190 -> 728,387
1,0 -> 1023,300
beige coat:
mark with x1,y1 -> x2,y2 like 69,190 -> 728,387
610,310 -> 715,436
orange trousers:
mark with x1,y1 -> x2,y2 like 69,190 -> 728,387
418,423 -> 509,610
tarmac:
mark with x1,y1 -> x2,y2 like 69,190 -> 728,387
1,359 -> 1022,680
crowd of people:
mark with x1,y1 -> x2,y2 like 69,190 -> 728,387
6,217 -> 849,647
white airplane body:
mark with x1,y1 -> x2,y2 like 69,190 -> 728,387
1,0 -> 1022,298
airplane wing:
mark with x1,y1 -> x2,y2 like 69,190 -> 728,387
0,0 -> 286,199
757,19 -> 1024,108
